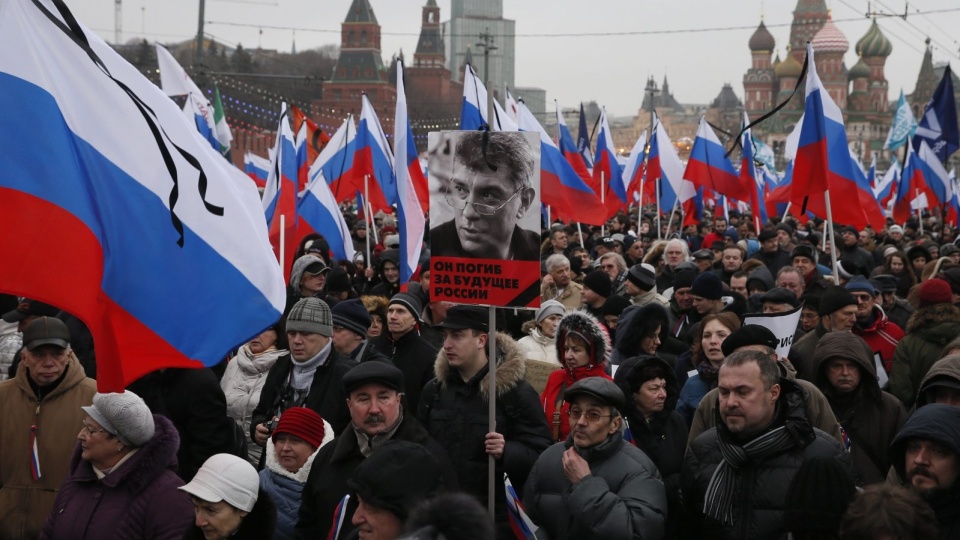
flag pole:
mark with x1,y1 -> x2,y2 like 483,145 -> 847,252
917,188 -> 924,235
637,164 -> 645,234
782,202 -> 791,220
487,305 -> 497,526
280,214 -> 286,279
824,190 -> 840,283
664,198 -> 680,238
600,171 -> 605,237
656,180 -> 662,240
364,178 -> 372,266
576,222 -> 585,249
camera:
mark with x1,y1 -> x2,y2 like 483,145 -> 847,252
265,418 -> 278,432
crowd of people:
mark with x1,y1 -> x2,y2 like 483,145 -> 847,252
3,196 -> 960,539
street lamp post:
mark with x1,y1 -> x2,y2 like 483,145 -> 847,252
476,28 -> 497,127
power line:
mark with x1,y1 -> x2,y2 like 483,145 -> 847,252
872,0 -> 960,59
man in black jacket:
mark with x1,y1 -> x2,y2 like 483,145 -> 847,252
372,292 -> 437,412
682,349 -> 853,539
418,305 -> 552,538
330,299 -> 388,364
295,361 -> 455,540
251,298 -> 355,450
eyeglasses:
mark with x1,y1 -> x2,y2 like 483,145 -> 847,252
445,184 -> 523,216
567,408 -> 615,423
80,421 -> 108,436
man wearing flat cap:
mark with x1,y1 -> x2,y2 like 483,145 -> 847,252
524,377 -> 667,539
418,305 -> 551,537
296,360 -> 455,540
0,317 -> 96,539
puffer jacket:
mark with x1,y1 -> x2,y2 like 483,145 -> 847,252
418,333 -> 552,536
852,305 -> 904,373
40,416 -> 193,540
889,404 -> 960,540
542,311 -> 613,442
614,355 -> 687,538
915,354 -> 960,407
0,353 -> 96,540
813,332 -> 907,484
258,419 -> 333,540
682,378 -> 854,539
221,345 -> 287,465
890,303 -> 960,408
517,327 -> 559,366
524,433 -> 667,540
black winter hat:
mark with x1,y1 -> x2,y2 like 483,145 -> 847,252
582,270 -> 613,298
347,440 -> 443,520
790,244 -> 818,264
600,295 -> 631,318
691,271 -> 723,300
673,266 -> 698,290
721,324 -> 779,356
759,287 -> 797,307
332,299 -> 371,338
325,267 -> 353,294
818,285 -> 857,316
626,264 -> 656,291
758,229 -> 777,242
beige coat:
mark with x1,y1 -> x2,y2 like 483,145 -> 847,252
0,353 -> 96,540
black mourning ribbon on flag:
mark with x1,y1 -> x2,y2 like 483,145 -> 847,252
33,0 -> 225,248
479,125 -> 499,173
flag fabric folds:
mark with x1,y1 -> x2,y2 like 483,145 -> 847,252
913,65 -> 959,164
874,158 -> 900,210
291,105 -> 331,167
792,43 -> 881,230
516,103 -> 607,226
739,114 -> 763,233
0,0 -> 284,391
578,102 -> 595,169
648,115 -> 695,213
155,43 -> 231,154
622,130 -> 648,203
244,152 -> 270,188
297,170 -> 356,263
212,84 -> 232,155
356,95 -> 397,213
394,61 -> 426,287
593,107 -> 627,218
459,64 -> 518,131
311,115 -> 360,204
556,106 -> 598,194
894,140 -> 933,222
885,90 -> 917,151
685,116 -> 752,202
267,105 -> 300,280
505,473 -> 539,540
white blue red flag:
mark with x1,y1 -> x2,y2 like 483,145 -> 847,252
555,105 -> 597,195
297,171 -> 356,263
578,102 -> 595,169
622,130 -> 648,204
739,113 -> 763,232
0,0 -> 284,391
516,103 -> 607,226
874,158 -> 899,211
356,95 -> 397,212
393,60 -> 426,287
648,115 -> 695,214
266,104 -> 300,279
593,107 -> 627,218
155,43 -> 231,154
505,473 -> 539,539
685,116 -> 752,202
311,116 -> 360,204
459,64 -> 518,131
244,152 -> 270,188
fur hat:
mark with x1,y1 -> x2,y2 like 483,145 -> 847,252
82,390 -> 155,447
287,298 -> 333,337
582,270 -> 612,298
791,244 -> 818,264
554,310 -> 611,367
919,278 -> 953,308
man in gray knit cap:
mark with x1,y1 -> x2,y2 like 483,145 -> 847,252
251,298 -> 356,449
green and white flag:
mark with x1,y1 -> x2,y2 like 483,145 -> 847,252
213,84 -> 232,155
885,89 -> 917,151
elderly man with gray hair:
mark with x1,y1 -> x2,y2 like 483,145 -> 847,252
541,253 -> 583,310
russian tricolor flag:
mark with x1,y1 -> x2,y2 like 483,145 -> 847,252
555,105 -> 597,195
0,0 -> 284,391
356,95 -> 397,212
244,152 -> 270,189
298,124 -> 358,263
394,60 -> 426,287
648,114 -> 695,213
516,103 -> 607,226
894,139 -> 947,223
686,116 -> 753,202
873,158 -> 899,211
594,107 -> 627,218
739,113 -> 763,232
459,63 -> 518,132
266,105 -> 300,280
792,42 -> 879,229
311,115 -> 360,204
622,130 -> 648,204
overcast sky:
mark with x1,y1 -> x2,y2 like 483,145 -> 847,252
69,0 -> 960,117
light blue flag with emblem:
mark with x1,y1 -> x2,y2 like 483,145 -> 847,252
885,89 -> 918,151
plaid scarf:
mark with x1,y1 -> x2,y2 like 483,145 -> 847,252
702,424 -> 798,525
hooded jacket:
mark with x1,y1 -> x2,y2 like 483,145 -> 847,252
852,305 -> 904,373
417,332 -> 552,536
40,416 -> 193,540
286,254 -> 326,313
0,353 -> 97,540
541,311 -> 612,442
746,265 -> 775,293
613,303 -> 688,365
367,249 -> 401,298
813,333 -> 907,484
222,344 -> 287,465
259,419 -> 333,540
890,303 -> 960,408
524,432 -> 667,540
682,378 -> 854,539
614,355 -> 687,536
889,404 -> 960,540
916,354 -> 960,407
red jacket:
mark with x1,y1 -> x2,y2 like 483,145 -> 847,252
853,307 -> 904,373
540,364 -> 611,442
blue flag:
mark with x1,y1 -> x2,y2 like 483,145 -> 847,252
913,65 -> 959,164
885,89 -> 918,151
577,102 -> 594,169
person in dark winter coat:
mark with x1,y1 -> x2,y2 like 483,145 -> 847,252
180,454 -> 277,540
889,404 -> 960,540
789,285 -> 859,382
41,393 -> 193,540
296,361 -> 456,540
251,298 -> 356,453
750,229 -> 792,277
812,332 -> 907,484
541,310 -> 612,443
612,302 -> 687,366
890,280 -> 960,408
330,299 -> 389,365
372,293 -> 438,412
614,355 -> 687,537
399,493 -> 493,540
915,354 -> 960,407
682,349 -> 854,540
418,306 -> 552,538
367,249 -> 401,298
524,377 -> 667,540
127,367 -> 239,482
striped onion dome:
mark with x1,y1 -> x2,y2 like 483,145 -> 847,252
811,16 -> 849,54
856,19 -> 892,58
848,57 -> 870,80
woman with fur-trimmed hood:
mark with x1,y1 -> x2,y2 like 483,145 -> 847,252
257,408 -> 333,540
540,310 -> 613,442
